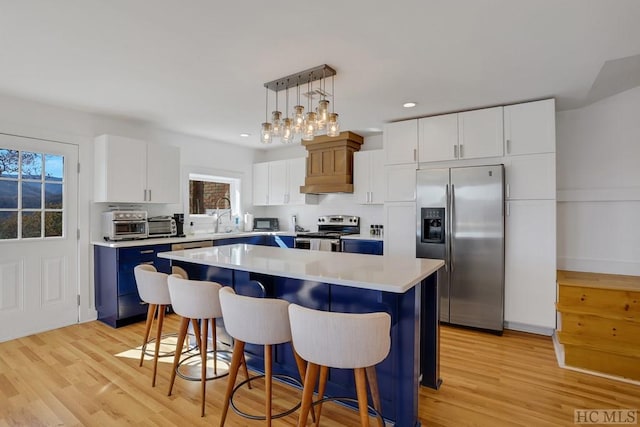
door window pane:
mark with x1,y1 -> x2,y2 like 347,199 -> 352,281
22,182 -> 42,209
22,212 -> 42,238
0,181 -> 18,208
45,183 -> 63,208
44,154 -> 64,181
21,152 -> 42,179
44,211 -> 63,237
0,149 -> 19,178
0,211 -> 17,239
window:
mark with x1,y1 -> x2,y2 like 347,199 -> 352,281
0,148 -> 64,240
188,173 -> 240,216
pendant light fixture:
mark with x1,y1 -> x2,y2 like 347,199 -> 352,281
260,64 -> 340,144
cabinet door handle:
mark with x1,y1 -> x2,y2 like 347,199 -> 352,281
413,148 -> 416,162
459,145 -> 464,158
148,189 -> 151,201
506,139 -> 511,154
143,189 -> 147,201
506,183 -> 510,198
506,202 -> 510,216
140,250 -> 154,254
454,145 -> 458,159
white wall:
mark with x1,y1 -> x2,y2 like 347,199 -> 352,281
252,134 -> 384,233
0,93 -> 257,322
556,86 -> 640,275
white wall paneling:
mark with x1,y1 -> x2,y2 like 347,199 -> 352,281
556,86 -> 640,276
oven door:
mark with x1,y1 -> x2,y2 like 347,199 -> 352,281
112,220 -> 148,240
295,238 -> 341,252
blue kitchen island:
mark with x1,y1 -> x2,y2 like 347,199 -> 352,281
158,244 -> 443,426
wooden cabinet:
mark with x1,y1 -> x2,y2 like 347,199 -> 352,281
418,113 -> 458,162
383,120 -> 418,165
94,244 -> 171,328
384,164 -> 416,202
384,202 -> 416,259
353,150 -> 385,204
252,158 -> 317,206
94,135 -> 180,203
457,106 -> 504,159
556,270 -> 640,381
505,153 -> 556,200
504,99 -> 556,156
504,199 -> 556,333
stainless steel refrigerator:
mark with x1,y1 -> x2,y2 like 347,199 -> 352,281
416,165 -> 504,332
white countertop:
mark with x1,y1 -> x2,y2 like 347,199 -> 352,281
158,244 -> 443,293
91,231 -> 295,248
340,234 -> 384,241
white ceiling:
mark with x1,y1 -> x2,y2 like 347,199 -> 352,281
1,1 -> 639,148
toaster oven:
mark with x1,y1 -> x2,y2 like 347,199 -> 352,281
147,216 -> 177,238
102,211 -> 148,241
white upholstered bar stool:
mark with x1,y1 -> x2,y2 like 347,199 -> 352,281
288,304 -> 391,427
166,275 -> 247,417
133,264 -> 172,387
218,287 -> 308,427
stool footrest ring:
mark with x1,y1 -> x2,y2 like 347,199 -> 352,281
230,374 -> 302,421
176,349 -> 231,381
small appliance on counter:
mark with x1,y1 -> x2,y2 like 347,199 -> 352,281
147,216 -> 177,238
102,210 -> 148,241
253,217 -> 279,231
173,213 -> 185,237
243,212 -> 254,232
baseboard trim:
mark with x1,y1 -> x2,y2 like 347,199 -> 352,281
504,321 -> 554,336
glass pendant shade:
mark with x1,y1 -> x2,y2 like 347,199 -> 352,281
316,99 -> 329,130
261,122 -> 273,144
271,111 -> 282,137
281,118 -> 293,143
327,113 -> 340,137
293,105 -> 305,132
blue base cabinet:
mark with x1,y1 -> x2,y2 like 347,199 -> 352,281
341,239 -> 383,255
94,244 -> 171,328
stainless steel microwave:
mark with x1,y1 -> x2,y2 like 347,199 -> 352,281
253,217 -> 279,231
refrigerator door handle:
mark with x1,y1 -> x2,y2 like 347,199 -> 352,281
444,184 -> 450,273
450,184 -> 455,272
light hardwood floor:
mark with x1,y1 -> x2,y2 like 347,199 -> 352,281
1,316 -> 639,426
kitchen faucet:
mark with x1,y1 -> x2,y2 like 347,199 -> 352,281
215,197 -> 232,233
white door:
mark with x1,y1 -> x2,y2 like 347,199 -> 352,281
458,106 -> 504,159
0,134 -> 78,342
147,143 -> 180,203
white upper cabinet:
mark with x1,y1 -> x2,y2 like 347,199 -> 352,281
354,150 -> 385,204
458,106 -> 504,159
94,134 -> 180,203
268,159 -> 288,205
383,120 -> 418,165
252,162 -> 270,206
504,99 -> 556,156
252,158 -> 317,206
418,113 -> 458,162
505,153 -> 556,200
384,164 -> 416,202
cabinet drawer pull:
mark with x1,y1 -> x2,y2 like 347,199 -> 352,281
139,301 -> 149,306
140,250 -> 154,254
141,261 -> 154,265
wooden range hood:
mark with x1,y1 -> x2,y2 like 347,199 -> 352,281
299,131 -> 363,194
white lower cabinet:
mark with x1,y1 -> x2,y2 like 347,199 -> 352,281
383,202 -> 416,259
504,199 -> 556,333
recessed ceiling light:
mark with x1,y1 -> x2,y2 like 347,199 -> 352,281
403,102 -> 417,108
240,133 -> 250,137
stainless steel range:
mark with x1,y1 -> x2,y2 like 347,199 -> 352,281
295,215 -> 360,251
